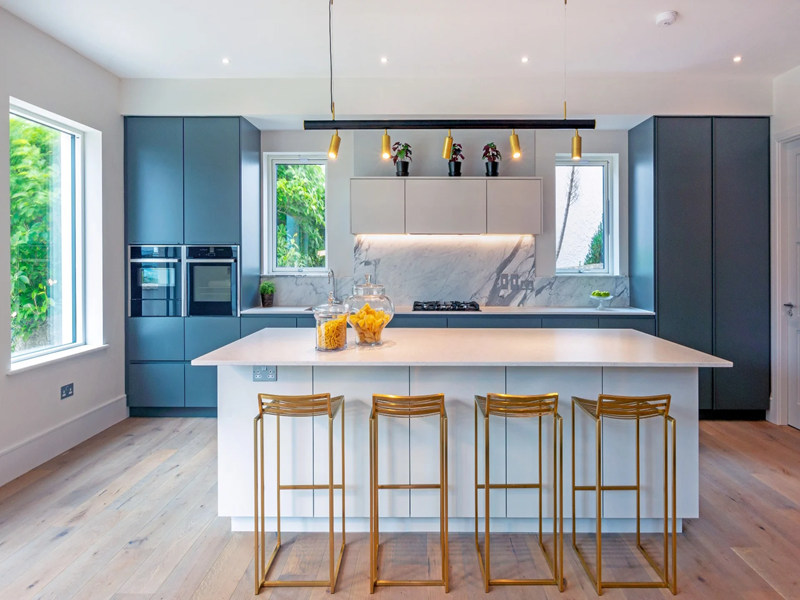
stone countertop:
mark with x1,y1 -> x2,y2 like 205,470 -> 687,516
241,305 -> 655,316
193,327 -> 730,368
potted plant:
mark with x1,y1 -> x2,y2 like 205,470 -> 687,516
391,142 -> 412,176
448,142 -> 465,176
482,142 -> 502,176
259,280 -> 275,307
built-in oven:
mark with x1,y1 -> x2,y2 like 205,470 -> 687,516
128,246 -> 184,317
185,245 -> 239,316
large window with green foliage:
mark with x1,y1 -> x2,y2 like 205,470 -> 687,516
555,155 -> 615,273
10,108 -> 83,359
264,154 -> 327,273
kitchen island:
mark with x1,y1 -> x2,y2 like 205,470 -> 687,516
193,327 -> 730,533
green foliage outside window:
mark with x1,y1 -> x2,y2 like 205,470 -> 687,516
583,221 -> 604,267
9,115 -> 58,352
275,163 -> 326,269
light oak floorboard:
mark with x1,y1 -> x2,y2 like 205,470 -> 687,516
0,418 -> 797,599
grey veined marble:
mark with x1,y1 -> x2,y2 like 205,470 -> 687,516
353,236 -> 629,307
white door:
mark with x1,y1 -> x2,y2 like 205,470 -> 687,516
785,137 -> 800,429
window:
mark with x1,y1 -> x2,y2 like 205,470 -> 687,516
263,153 -> 328,274
10,106 -> 84,360
555,154 -> 616,273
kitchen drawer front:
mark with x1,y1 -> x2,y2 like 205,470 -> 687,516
598,316 -> 656,335
240,316 -> 298,336
185,364 -> 218,408
448,316 -> 542,328
185,317 -> 240,360
127,362 -> 185,407
351,179 -> 405,234
541,316 -> 599,328
388,315 -> 448,328
127,317 -> 185,361
486,179 -> 542,234
405,179 -> 486,234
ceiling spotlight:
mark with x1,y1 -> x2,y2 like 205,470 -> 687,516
733,55 -> 743,63
380,56 -> 388,64
655,10 -> 678,26
221,57 -> 230,65
521,56 -> 529,64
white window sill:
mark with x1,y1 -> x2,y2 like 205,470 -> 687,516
8,344 -> 109,376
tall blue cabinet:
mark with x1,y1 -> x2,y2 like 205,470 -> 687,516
125,116 -> 261,416
629,116 -> 770,415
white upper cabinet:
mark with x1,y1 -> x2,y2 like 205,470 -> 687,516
405,179 -> 486,234
350,179 -> 405,234
486,179 -> 542,234
350,177 -> 543,235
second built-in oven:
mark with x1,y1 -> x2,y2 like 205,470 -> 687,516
185,245 -> 239,316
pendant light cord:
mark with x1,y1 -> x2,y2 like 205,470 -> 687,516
563,0 -> 567,119
329,0 -> 335,119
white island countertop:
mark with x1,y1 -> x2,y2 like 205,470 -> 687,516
193,327 -> 730,369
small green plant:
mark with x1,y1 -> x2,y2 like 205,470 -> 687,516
259,280 -> 276,295
482,142 -> 502,162
391,142 -> 412,165
449,142 -> 465,162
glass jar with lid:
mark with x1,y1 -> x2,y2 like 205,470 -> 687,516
313,293 -> 349,351
346,275 -> 394,346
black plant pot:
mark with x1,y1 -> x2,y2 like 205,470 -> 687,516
485,161 -> 499,177
395,160 -> 410,176
448,161 -> 462,176
261,293 -> 274,307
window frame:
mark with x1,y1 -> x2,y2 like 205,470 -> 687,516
10,103 -> 86,363
554,153 -> 617,275
262,152 -> 329,276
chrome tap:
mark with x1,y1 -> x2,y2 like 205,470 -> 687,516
327,269 -> 339,303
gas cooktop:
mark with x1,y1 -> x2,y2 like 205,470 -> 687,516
412,300 -> 481,312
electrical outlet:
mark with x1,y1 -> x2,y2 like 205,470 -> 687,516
60,383 -> 74,399
520,279 -> 534,290
509,274 -> 520,291
499,274 -> 509,288
253,366 -> 278,382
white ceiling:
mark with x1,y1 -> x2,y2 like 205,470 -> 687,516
1,0 -> 799,81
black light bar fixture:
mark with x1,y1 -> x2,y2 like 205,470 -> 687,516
304,118 -> 595,131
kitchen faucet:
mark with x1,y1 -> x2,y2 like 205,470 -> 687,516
327,268 -> 339,303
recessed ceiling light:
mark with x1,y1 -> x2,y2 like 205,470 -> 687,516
733,55 -> 743,63
521,56 -> 529,64
380,56 -> 388,64
222,57 -> 230,65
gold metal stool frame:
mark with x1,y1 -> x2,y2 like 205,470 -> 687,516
369,393 -> 449,593
474,393 -> 564,592
571,394 -> 677,595
253,392 -> 346,594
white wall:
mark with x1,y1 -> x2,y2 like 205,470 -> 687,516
0,9 -> 125,486
772,65 -> 800,136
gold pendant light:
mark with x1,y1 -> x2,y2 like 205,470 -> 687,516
442,129 -> 454,160
510,129 -> 521,159
328,128 -> 341,159
326,0 -> 339,160
564,0 -> 582,161
381,128 -> 391,159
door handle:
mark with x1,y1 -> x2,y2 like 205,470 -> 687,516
785,303 -> 795,316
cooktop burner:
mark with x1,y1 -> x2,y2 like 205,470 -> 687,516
412,300 -> 481,312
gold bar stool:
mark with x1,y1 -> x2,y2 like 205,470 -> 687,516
253,392 -> 346,594
474,393 -> 564,592
571,394 -> 677,595
369,393 -> 449,593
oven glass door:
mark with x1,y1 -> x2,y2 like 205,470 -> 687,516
187,262 -> 237,316
129,262 -> 182,316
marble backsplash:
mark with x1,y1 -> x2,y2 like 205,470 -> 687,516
265,236 -> 629,308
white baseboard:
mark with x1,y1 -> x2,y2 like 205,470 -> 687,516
0,395 -> 129,487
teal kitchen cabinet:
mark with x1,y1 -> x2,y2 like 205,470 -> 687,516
127,363 -> 185,408
125,117 -> 184,244
183,118 -> 241,244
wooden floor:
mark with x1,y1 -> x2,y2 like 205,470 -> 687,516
1,418 -> 799,599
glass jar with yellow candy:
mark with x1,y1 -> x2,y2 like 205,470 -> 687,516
346,275 -> 394,346
313,293 -> 349,351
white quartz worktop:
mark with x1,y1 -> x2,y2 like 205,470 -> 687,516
193,327 -> 729,368
241,305 -> 654,316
